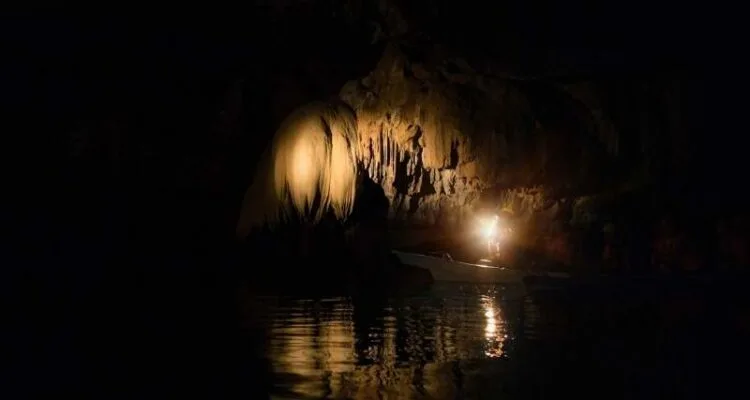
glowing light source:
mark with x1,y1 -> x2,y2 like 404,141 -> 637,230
476,213 -> 514,245
479,217 -> 498,239
481,221 -> 496,239
478,215 -> 502,239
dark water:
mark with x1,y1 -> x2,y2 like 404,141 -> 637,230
250,282 -> 750,399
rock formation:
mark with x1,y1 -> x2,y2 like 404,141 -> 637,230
334,39 -> 696,261
236,101 -> 360,237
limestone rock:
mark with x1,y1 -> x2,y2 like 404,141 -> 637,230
340,42 -> 613,229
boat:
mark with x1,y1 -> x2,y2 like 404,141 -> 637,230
391,250 -> 527,284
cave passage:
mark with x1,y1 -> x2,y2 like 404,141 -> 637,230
6,5 -> 747,399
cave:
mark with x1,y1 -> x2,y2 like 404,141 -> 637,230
7,3 -> 749,398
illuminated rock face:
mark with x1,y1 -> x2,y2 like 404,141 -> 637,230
339,44 -> 565,227
339,42 -> 688,234
237,37 -> 692,264
236,101 -> 360,238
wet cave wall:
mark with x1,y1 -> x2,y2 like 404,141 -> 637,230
340,42 -> 697,225
329,1 -> 734,266
336,38 -> 713,263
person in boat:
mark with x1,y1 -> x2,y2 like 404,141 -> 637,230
490,208 -> 515,261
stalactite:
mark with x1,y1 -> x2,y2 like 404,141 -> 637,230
238,41 -> 687,236
236,101 -> 359,238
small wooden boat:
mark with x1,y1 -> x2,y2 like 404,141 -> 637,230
392,250 -> 527,284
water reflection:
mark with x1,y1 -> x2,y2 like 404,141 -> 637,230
256,285 -> 519,399
253,284 -> 746,398
481,294 -> 507,358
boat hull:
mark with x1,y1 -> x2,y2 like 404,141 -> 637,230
392,251 -> 525,284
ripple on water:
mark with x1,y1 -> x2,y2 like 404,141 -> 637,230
252,282 -> 750,398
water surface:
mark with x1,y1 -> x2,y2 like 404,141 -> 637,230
251,282 -> 747,399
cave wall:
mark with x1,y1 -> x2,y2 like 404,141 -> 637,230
338,41 -> 697,255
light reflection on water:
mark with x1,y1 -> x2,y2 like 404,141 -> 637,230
255,284 -> 524,399
249,283 -> 749,399
481,294 -> 507,358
